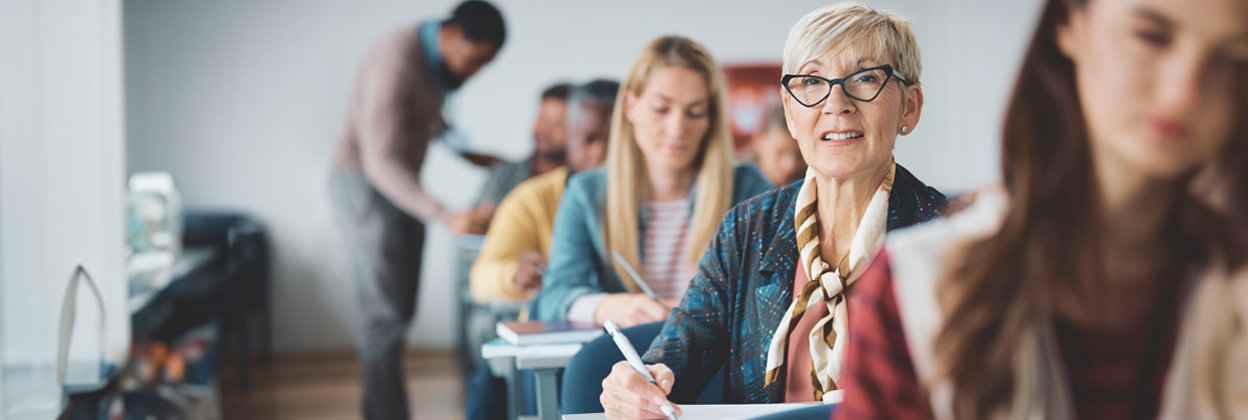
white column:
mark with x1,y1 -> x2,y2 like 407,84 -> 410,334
0,0 -> 128,418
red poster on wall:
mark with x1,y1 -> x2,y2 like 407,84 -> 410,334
723,63 -> 783,155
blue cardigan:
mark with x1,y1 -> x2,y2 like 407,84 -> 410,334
641,163 -> 947,404
532,164 -> 774,321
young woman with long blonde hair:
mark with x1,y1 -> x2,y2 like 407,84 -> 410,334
534,35 -> 774,414
535,35 -> 772,324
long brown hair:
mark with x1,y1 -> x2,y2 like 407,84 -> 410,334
604,36 -> 734,290
932,0 -> 1248,417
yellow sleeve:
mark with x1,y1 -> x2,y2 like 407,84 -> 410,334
469,186 -> 543,304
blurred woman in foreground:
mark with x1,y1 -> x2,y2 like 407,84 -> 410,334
836,0 -> 1248,418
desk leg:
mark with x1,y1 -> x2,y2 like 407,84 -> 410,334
501,358 -> 521,420
533,368 -> 559,420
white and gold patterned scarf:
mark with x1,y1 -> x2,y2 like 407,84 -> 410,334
763,163 -> 894,402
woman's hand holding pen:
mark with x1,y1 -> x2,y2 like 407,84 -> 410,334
601,361 -> 683,420
594,294 -> 678,328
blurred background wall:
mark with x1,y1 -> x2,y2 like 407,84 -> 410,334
122,0 -> 1043,353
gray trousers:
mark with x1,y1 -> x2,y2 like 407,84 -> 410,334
329,170 -> 426,420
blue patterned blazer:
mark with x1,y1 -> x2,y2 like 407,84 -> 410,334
640,163 -> 948,404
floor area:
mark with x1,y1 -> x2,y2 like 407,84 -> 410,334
222,350 -> 465,420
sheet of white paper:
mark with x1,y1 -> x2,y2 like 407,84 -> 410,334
562,402 -> 826,420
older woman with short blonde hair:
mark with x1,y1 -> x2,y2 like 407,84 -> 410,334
597,3 -> 947,419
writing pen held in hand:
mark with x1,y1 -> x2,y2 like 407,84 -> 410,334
604,319 -> 679,420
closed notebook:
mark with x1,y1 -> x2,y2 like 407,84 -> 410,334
496,320 -> 603,346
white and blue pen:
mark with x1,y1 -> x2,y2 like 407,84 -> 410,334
604,319 -> 679,420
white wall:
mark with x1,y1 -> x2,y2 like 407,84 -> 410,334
1,0 -> 129,417
123,0 -> 1043,352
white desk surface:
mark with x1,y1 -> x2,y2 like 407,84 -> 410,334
480,337 -> 583,362
561,402 -> 826,420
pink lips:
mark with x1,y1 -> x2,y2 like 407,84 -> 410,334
663,144 -> 686,154
1148,118 -> 1190,141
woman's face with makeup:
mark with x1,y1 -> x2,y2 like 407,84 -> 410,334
1058,0 -> 1248,179
783,51 -> 921,180
624,65 -> 712,174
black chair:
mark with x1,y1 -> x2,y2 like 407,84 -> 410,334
182,211 -> 272,392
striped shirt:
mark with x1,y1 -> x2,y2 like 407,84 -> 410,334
566,200 -> 692,323
643,200 -> 692,299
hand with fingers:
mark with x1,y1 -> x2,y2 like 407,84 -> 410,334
601,361 -> 684,420
444,201 -> 496,235
593,294 -> 676,328
513,251 -> 547,292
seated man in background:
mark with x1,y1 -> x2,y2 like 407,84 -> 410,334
469,79 -> 620,305
751,103 -> 806,186
457,83 -> 575,374
461,82 -> 575,235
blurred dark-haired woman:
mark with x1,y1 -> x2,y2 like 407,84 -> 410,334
835,0 -> 1248,419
